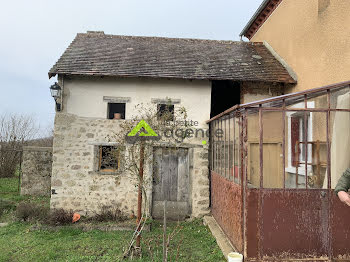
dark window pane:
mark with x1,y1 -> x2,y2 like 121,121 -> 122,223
108,103 -> 125,119
99,146 -> 119,171
157,104 -> 174,121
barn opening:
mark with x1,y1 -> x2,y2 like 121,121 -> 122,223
210,80 -> 240,118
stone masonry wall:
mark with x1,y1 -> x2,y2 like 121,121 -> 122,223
21,146 -> 52,196
241,81 -> 285,104
51,113 -> 210,218
191,146 -> 210,217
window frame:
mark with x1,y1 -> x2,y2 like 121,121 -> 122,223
107,102 -> 126,120
285,101 -> 314,176
157,103 -> 175,121
97,145 -> 120,173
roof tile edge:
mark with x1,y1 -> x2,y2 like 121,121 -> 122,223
263,41 -> 298,83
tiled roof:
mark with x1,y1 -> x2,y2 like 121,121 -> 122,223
49,31 -> 296,83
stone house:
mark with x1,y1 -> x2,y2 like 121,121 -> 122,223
48,31 -> 295,218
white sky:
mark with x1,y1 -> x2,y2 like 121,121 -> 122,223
0,0 -> 262,133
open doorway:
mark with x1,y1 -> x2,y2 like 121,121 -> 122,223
210,80 -> 240,118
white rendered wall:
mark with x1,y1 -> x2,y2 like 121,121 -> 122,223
62,76 -> 212,128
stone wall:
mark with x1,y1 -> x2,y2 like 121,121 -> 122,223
21,146 -> 52,196
241,81 -> 285,104
51,113 -> 210,218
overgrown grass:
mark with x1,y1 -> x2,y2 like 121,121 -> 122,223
0,176 -> 19,193
0,175 -> 25,203
0,176 -> 49,201
0,220 -> 225,262
0,177 -> 225,261
0,177 -> 50,222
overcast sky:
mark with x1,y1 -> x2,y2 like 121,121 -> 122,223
0,0 -> 261,135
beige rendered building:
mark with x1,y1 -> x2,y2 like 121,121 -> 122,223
241,0 -> 350,93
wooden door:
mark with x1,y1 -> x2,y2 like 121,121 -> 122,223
152,147 -> 190,220
248,142 -> 283,188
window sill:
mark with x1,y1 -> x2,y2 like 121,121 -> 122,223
107,118 -> 126,121
285,166 -> 312,176
88,170 -> 121,175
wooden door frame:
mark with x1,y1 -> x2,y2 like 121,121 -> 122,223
149,146 -> 194,218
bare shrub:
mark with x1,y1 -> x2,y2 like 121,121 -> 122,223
15,202 -> 48,222
92,205 -> 127,222
0,198 -> 16,216
47,208 -> 74,226
0,114 -> 39,178
26,137 -> 53,147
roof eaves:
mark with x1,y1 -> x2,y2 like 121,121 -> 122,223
240,0 -> 271,37
240,0 -> 282,39
46,71 -> 295,83
48,33 -> 80,79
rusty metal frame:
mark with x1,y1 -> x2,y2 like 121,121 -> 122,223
326,89 -> 333,259
239,113 -> 245,252
258,105 -> 263,260
227,116 -> 230,180
282,99 -> 286,189
224,116 -> 227,179
304,94 -> 308,189
233,114 -> 236,183
214,120 -> 218,173
243,110 -> 249,258
220,118 -> 223,176
206,81 -> 350,124
208,81 -> 350,261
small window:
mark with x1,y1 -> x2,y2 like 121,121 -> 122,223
98,146 -> 119,172
108,103 -> 125,119
157,104 -> 174,121
291,113 -> 309,167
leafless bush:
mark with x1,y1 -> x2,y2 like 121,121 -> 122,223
91,205 -> 128,222
27,126 -> 54,147
0,149 -> 21,178
15,202 -> 48,222
0,198 -> 16,216
47,208 -> 74,226
26,137 -> 53,147
0,113 -> 39,177
16,204 -> 73,225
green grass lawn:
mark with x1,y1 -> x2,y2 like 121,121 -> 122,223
0,176 -> 19,193
0,177 -> 225,262
0,175 -> 27,202
0,220 -> 225,262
